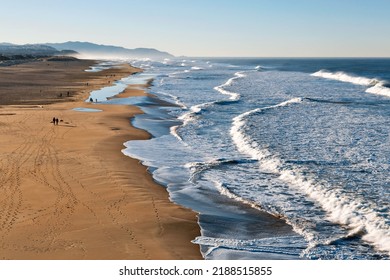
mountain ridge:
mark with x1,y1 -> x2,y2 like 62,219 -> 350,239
1,41 -> 174,59
46,41 -> 174,59
0,43 -> 60,56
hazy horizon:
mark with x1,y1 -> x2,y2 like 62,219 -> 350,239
1,0 -> 390,58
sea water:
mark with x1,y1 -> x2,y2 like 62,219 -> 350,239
121,58 -> 390,260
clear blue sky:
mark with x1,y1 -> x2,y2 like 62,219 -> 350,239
1,0 -> 390,57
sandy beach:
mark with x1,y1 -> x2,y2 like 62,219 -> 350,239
0,58 -> 201,260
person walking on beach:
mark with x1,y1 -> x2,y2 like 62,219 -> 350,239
52,117 -> 56,125
55,118 -> 59,125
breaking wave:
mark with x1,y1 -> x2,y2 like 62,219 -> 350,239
230,97 -> 390,255
311,70 -> 390,98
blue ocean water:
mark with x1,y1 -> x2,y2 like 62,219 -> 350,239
121,58 -> 390,260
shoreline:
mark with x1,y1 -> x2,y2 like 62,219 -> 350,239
0,59 -> 202,259
123,60 -> 304,260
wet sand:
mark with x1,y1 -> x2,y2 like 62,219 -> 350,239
0,58 -> 201,259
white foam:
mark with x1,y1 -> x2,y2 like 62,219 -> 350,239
230,98 -> 390,255
311,70 -> 390,98
213,181 -> 266,213
366,83 -> 390,97
255,65 -> 263,71
85,61 -> 118,72
176,70 -> 247,131
155,91 -> 187,109
311,70 -> 379,86
230,97 -> 303,172
169,70 -> 188,76
176,110 -> 202,141
213,71 -> 246,101
172,71 -> 246,141
191,66 -> 204,70
156,89 -> 188,142
206,61 -> 213,67
172,69 -> 247,141
193,235 -> 303,259
170,125 -> 184,142
178,102 -> 212,126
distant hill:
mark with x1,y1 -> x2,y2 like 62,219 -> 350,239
0,43 -> 77,57
0,43 -> 59,56
0,43 -> 77,66
46,41 -> 174,59
0,41 -> 173,62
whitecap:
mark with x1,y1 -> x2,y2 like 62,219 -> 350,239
311,70 -> 390,98
230,98 -> 390,255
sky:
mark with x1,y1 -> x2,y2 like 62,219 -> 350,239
1,0 -> 390,57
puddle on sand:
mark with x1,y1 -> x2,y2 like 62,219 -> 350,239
72,107 -> 103,112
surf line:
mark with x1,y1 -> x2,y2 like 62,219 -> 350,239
311,70 -> 390,98
170,70 -> 245,142
230,97 -> 390,256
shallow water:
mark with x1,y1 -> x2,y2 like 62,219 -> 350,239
72,107 -> 102,112
86,72 -> 153,102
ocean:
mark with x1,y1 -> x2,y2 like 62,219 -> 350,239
107,58 -> 390,260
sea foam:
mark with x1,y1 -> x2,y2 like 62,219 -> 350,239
230,97 -> 390,255
311,70 -> 390,98
213,71 -> 245,101
174,70 -> 244,137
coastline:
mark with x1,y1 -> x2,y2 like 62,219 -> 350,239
0,58 -> 201,259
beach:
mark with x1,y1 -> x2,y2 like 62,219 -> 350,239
0,58 -> 201,259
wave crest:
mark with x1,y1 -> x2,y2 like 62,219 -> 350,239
213,71 -> 245,101
311,70 -> 390,98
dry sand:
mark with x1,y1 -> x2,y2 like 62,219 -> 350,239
0,58 -> 201,259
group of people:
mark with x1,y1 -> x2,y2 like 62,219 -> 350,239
58,92 -> 71,98
52,117 -> 59,125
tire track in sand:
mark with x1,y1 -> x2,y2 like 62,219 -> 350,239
0,112 -> 38,241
